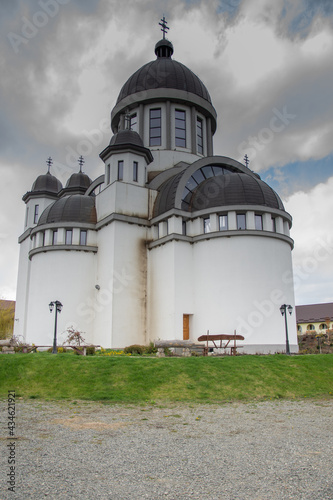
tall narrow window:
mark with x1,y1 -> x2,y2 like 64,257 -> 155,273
80,230 -> 87,246
237,214 -> 246,230
204,217 -> 211,233
271,217 -> 276,232
34,204 -> 39,224
25,207 -> 29,227
52,230 -> 58,245
175,109 -> 186,147
65,229 -> 72,245
219,214 -> 228,231
117,160 -> 123,181
255,214 -> 263,230
106,164 -> 111,184
42,232 -> 45,246
133,161 -> 138,182
182,220 -> 187,236
130,113 -> 138,132
149,108 -> 161,146
197,117 -> 203,154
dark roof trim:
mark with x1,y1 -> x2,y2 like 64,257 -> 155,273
99,143 -> 153,164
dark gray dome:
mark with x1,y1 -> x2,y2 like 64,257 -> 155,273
187,173 -> 284,212
116,40 -> 212,106
110,129 -> 144,147
38,194 -> 97,225
31,172 -> 62,194
65,171 -> 92,190
153,167 -> 285,217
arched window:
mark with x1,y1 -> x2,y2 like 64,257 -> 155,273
319,323 -> 328,330
297,325 -> 302,333
307,324 -> 315,331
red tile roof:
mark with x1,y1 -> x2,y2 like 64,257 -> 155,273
296,303 -> 333,323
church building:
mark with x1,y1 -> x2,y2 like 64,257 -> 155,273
14,20 -> 298,353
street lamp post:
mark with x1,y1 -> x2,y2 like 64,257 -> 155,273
280,304 -> 293,355
49,301 -> 63,354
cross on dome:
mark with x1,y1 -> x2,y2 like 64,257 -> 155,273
159,16 -> 169,39
78,155 -> 85,172
46,157 -> 53,173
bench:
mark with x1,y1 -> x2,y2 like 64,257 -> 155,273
197,333 -> 245,356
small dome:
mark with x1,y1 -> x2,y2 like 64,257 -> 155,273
38,194 -> 97,225
65,171 -> 92,190
154,39 -> 174,58
31,172 -> 62,194
110,129 -> 144,148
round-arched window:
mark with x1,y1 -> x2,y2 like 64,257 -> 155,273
307,324 -> 315,331
297,325 -> 302,333
319,323 -> 328,330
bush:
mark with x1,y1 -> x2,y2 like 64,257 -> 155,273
86,346 -> 95,356
47,347 -> 67,353
144,342 -> 157,355
124,344 -> 145,355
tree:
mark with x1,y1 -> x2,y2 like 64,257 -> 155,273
0,305 -> 14,340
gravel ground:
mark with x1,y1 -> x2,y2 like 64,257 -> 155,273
1,398 -> 333,500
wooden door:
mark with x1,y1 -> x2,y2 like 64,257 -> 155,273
183,314 -> 190,340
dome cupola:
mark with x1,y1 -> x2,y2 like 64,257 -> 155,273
22,157 -> 62,202
59,156 -> 92,196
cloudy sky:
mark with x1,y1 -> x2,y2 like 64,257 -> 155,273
1,0 -> 333,305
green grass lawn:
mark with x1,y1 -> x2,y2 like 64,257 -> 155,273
1,353 -> 332,403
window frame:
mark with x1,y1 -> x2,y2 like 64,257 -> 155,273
52,230 -> 58,245
149,108 -> 161,147
237,213 -> 246,230
203,217 -> 211,234
65,229 -> 73,245
255,214 -> 263,230
175,109 -> 186,148
34,204 -> 39,224
80,230 -> 87,246
130,113 -> 138,132
219,214 -> 228,231
133,161 -> 138,182
117,160 -> 124,181
196,117 -> 203,155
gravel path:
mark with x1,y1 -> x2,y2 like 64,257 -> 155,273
1,399 -> 333,499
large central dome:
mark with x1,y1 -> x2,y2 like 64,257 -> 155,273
111,39 -> 217,134
116,40 -> 212,105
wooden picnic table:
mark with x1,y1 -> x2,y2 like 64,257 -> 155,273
197,334 -> 244,356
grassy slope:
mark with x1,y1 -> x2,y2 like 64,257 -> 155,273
1,353 -> 333,402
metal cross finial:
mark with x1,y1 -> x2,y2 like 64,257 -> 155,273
46,157 -> 53,173
244,154 -> 249,168
78,156 -> 85,172
159,16 -> 169,39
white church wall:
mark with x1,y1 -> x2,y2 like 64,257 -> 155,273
14,236 -> 32,341
147,240 -> 194,342
96,181 -> 149,222
191,235 -> 297,353
25,250 -> 97,346
95,221 -> 148,348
